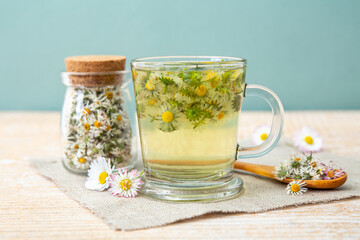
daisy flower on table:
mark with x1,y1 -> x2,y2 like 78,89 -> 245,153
85,157 -> 114,191
251,125 -> 271,145
108,168 -> 144,198
293,127 -> 323,153
286,180 -> 307,196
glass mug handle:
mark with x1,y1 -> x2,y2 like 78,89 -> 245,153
236,84 -> 284,159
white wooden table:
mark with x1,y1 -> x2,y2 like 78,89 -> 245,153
0,111 -> 359,239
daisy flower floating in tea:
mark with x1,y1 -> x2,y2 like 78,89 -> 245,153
293,127 -> 323,153
132,68 -> 246,132
149,105 -> 181,132
85,157 -> 144,198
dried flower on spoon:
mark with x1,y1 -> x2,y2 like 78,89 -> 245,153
275,153 -> 346,196
275,153 -> 345,181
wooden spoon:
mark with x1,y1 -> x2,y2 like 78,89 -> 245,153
234,161 -> 347,189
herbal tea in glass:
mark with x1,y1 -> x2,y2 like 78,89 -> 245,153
131,56 -> 284,201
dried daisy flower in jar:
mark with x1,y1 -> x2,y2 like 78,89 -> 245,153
61,55 -> 135,174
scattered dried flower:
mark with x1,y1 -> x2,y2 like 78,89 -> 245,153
286,180 -> 307,196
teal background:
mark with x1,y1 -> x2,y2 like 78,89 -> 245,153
0,0 -> 359,110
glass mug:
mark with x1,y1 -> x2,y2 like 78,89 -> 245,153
131,56 -> 284,201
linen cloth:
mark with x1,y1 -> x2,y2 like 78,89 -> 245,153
29,140 -> 360,230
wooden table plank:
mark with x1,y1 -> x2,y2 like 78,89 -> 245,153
0,111 -> 359,239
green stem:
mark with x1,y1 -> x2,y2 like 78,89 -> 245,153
193,116 -> 206,129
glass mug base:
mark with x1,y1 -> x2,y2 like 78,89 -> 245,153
140,175 -> 243,202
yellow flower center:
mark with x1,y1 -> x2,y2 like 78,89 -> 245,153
132,70 -> 138,79
217,111 -> 225,120
162,111 -> 174,123
78,158 -> 86,164
83,108 -> 91,115
311,162 -> 317,167
327,170 -> 335,178
98,172 -> 108,185
290,184 -> 300,192
74,144 -> 79,149
120,179 -> 132,190
145,81 -> 155,91
232,70 -> 240,78
210,79 -> 218,88
304,136 -> 314,145
260,133 -> 268,141
84,123 -> 90,130
106,125 -> 111,131
204,109 -> 213,117
148,98 -> 157,105
195,85 -> 207,97
206,71 -> 217,80
117,115 -> 122,122
105,92 -> 113,100
295,158 -> 301,161
94,121 -> 102,128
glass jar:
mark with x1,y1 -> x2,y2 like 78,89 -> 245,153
60,71 -> 139,174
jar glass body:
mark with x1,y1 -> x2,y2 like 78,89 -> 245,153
60,71 -> 140,174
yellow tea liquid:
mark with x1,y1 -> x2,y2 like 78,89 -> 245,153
138,116 -> 238,181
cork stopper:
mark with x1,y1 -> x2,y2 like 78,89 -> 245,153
64,55 -> 126,87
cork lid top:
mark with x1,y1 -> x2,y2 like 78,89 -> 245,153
63,55 -> 127,87
65,55 -> 126,73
